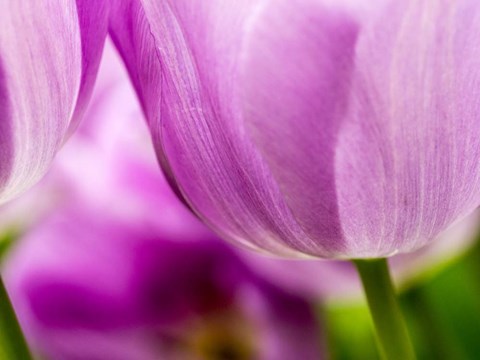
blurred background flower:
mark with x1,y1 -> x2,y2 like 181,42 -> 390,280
6,210 -> 323,360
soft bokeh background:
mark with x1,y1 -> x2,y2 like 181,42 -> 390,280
0,41 -> 479,360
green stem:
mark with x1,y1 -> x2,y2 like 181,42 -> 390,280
0,275 -> 32,360
354,258 -> 416,360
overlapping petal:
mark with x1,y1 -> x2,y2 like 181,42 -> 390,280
110,0 -> 480,258
0,0 -> 108,203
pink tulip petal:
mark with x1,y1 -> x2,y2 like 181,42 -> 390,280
0,0 -> 107,203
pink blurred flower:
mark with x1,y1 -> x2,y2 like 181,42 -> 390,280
5,210 -> 323,360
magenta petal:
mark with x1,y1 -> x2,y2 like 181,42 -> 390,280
68,0 -> 110,132
0,0 -> 107,203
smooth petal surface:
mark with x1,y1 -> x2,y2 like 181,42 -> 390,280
0,0 -> 107,203
334,0 -> 480,256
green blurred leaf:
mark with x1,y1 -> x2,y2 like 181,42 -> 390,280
0,229 -> 18,260
323,303 -> 379,360
415,242 -> 480,359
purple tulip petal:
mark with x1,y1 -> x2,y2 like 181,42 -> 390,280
242,0 -> 480,257
0,0 -> 107,203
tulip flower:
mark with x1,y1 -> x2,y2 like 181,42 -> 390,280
8,37 -> 473,303
109,1 -> 480,357
0,0 -> 108,204
110,0 -> 480,260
